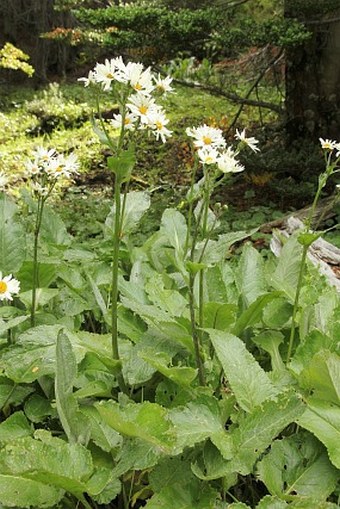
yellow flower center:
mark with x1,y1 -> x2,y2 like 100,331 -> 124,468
124,118 -> 131,125
0,281 -> 8,294
139,105 -> 148,115
134,83 -> 143,90
55,166 -> 63,172
156,121 -> 163,130
106,72 -> 114,79
203,136 -> 212,145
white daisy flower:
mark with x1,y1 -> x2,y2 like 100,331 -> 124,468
110,112 -> 137,131
217,147 -> 245,173
0,272 -> 20,301
127,93 -> 157,124
148,110 -> 172,143
235,128 -> 260,153
186,124 -> 226,150
319,138 -> 338,151
153,73 -> 174,95
197,147 -> 219,165
78,70 -> 96,87
47,153 -> 79,179
94,59 -> 118,91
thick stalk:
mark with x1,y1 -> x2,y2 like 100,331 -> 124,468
31,197 -> 45,327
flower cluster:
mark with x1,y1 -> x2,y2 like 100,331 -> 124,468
79,57 -> 173,143
186,124 -> 259,173
25,147 -> 79,197
0,272 -> 20,301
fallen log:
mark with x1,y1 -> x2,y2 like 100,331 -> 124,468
270,215 -> 340,292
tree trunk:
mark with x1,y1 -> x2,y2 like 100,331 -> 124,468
285,1 -> 340,140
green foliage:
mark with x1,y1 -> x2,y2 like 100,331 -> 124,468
0,43 -> 34,77
73,5 -> 221,60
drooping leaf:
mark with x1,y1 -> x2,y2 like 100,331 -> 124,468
0,325 -> 86,383
0,430 -> 93,496
0,474 -> 63,508
257,432 -> 339,501
297,397 -> 340,468
208,329 -> 279,412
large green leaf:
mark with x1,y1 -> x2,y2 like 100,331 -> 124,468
271,234 -> 302,302
145,273 -> 188,317
297,397 -> 340,469
217,393 -> 305,475
257,433 -> 339,501
0,430 -> 93,496
160,208 -> 187,256
81,406 -> 122,453
17,262 -> 57,292
169,396 -> 225,451
0,474 -> 62,508
232,291 -> 282,337
55,331 -> 90,445
147,456 -> 218,509
0,411 -> 32,445
289,329 -> 337,376
105,191 -> 150,239
235,243 -> 267,305
196,230 -> 256,266
208,330 -> 279,412
0,377 -> 33,408
40,204 -> 71,246
96,400 -> 176,453
0,325 -> 85,383
0,194 -> 26,273
298,350 -> 340,405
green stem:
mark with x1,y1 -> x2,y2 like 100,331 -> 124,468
111,177 -> 128,394
31,197 -> 45,327
185,159 -> 198,254
286,169 -> 329,363
188,272 -> 206,385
